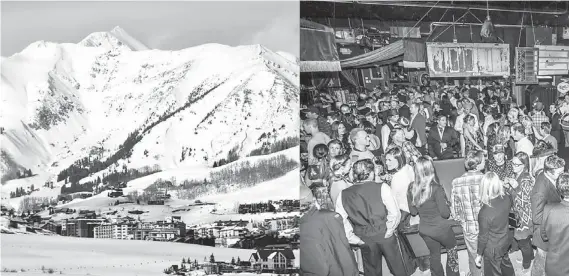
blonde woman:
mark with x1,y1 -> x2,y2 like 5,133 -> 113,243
475,172 -> 515,276
407,156 -> 459,276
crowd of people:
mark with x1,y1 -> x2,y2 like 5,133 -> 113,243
299,81 -> 569,276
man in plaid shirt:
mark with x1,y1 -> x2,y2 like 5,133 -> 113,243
450,150 -> 485,276
530,102 -> 550,129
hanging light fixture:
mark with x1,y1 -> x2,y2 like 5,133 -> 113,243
480,0 -> 494,38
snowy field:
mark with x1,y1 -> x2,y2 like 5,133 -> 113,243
1,234 -> 299,276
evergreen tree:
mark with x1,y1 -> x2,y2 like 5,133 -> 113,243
182,258 -> 186,264
237,257 -> 241,264
231,257 -> 235,265
30,184 -> 35,192
209,253 -> 215,263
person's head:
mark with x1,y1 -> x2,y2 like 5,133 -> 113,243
533,139 -> 555,159
387,109 -> 399,123
550,104 -> 558,114
462,100 -> 473,113
389,128 -> 406,144
411,156 -> 437,206
365,112 -> 377,125
534,102 -> 544,112
511,123 -> 526,141
327,140 -> 344,158
482,105 -> 493,116
492,144 -> 506,165
330,153 -> 351,178
360,120 -> 375,135
497,125 -> 511,144
409,102 -> 421,115
544,155 -> 565,180
302,119 -> 319,135
556,172 -> 569,200
385,147 -> 406,171
311,186 -> 334,211
340,104 -> 351,115
313,144 -> 328,161
304,106 -> 320,119
512,151 -> 531,175
465,150 -> 485,171
352,159 -> 375,182
540,122 -> 552,136
390,100 -> 399,109
479,172 -> 505,206
326,112 -> 340,125
437,115 -> 447,129
485,121 -> 499,138
331,121 -> 347,137
350,128 -> 370,148
463,114 -> 476,127
520,115 -> 533,130
508,108 -> 520,123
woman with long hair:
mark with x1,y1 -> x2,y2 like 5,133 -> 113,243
496,125 -> 515,160
510,152 -> 535,271
486,122 -> 501,151
520,115 -> 536,144
408,156 -> 459,276
385,147 -> 415,220
464,114 -> 484,154
327,153 -> 353,207
359,120 -> 382,156
475,172 -> 515,276
331,121 -> 350,148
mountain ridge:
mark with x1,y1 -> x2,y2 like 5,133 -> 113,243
1,27 -> 299,187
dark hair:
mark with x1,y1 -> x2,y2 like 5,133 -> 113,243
544,155 -> 565,173
385,146 -> 406,171
465,150 -> 485,171
511,122 -> 525,136
387,109 -> 399,119
327,139 -> 344,152
556,172 -> 569,199
513,151 -> 531,174
359,120 -> 375,134
313,144 -> 329,160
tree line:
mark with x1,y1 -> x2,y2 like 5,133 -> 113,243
56,81 -> 224,186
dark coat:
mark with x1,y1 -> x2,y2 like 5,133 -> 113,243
427,124 -> 459,160
531,172 -> 562,250
300,207 -> 359,276
541,201 -> 569,276
550,112 -> 562,144
410,113 -> 427,146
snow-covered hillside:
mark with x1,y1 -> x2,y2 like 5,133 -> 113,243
1,26 -> 299,187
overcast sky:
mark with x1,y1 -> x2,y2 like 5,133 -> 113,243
1,1 -> 299,57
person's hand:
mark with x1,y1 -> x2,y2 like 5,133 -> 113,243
505,178 -> 519,189
475,255 -> 483,268
441,142 -> 447,149
384,231 -> 393,239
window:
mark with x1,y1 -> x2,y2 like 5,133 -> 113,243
369,67 -> 383,79
515,47 -> 539,84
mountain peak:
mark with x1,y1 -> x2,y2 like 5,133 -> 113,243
79,26 -> 149,52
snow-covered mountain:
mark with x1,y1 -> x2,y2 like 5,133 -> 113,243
1,26 -> 299,185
